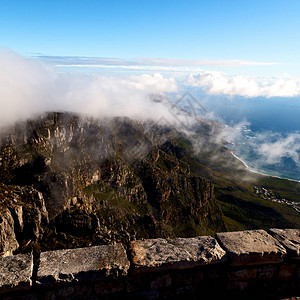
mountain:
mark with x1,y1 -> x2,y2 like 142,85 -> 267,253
0,111 -> 299,256
0,112 -> 226,255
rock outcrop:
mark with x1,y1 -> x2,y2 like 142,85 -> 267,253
0,184 -> 48,255
0,112 -> 224,254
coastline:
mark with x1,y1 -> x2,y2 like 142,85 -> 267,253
230,150 -> 300,183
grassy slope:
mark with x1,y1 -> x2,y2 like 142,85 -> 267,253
175,136 -> 300,232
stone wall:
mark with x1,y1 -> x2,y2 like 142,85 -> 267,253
0,228 -> 299,299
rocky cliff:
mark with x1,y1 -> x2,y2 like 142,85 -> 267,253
0,112 -> 224,255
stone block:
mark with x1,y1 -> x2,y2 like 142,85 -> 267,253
150,274 -> 171,290
126,274 -> 151,293
37,244 -> 130,285
257,264 -> 277,280
94,279 -> 125,295
278,264 -> 296,281
173,268 -> 204,287
130,236 -> 227,273
269,228 -> 300,260
296,266 -> 300,280
227,281 -> 248,292
0,253 -> 33,294
216,230 -> 286,266
227,268 -> 257,281
205,265 -> 225,280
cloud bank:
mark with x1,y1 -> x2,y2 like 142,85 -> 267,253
1,50 -> 299,180
0,49 -> 178,128
255,132 -> 300,165
186,71 -> 300,98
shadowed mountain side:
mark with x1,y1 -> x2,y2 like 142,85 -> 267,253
0,112 -> 225,254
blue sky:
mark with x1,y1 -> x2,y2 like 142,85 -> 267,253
0,1 -> 300,180
1,0 -> 300,76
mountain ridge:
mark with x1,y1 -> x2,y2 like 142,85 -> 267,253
0,112 -> 226,255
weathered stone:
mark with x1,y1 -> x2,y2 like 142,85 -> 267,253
0,209 -> 19,256
94,279 -> 125,295
37,244 -> 130,285
216,230 -> 286,266
227,281 -> 248,292
278,264 -> 296,281
150,274 -> 172,290
9,205 -> 23,234
126,273 -> 152,293
205,265 -> 225,280
130,290 -> 160,300
257,265 -> 277,280
0,253 -> 33,294
297,266 -> 300,280
269,228 -> 300,259
227,268 -> 257,281
0,184 -> 49,255
130,235 -> 226,273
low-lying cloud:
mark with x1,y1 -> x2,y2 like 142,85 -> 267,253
186,71 -> 300,98
255,132 -> 300,165
0,49 -> 178,128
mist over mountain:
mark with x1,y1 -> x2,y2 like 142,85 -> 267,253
0,108 -> 299,257
0,111 -> 228,254
0,49 -> 178,129
0,49 -> 299,257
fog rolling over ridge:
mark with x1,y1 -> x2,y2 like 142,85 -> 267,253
0,49 -> 178,128
1,49 -> 300,181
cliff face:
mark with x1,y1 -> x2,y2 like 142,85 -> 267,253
0,184 -> 48,255
0,112 -> 224,254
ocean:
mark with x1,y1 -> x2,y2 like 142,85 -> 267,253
202,95 -> 300,181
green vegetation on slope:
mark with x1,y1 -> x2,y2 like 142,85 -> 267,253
172,135 -> 300,231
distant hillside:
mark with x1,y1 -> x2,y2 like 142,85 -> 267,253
0,112 -> 299,256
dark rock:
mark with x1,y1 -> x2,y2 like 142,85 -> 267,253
55,210 -> 99,236
0,209 -> 19,256
278,264 -> 297,280
0,184 -> 49,254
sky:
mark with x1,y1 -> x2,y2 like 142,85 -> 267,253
1,0 -> 300,76
0,1 -> 300,179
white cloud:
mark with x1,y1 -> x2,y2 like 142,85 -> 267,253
135,57 -> 278,67
0,49 -> 178,128
255,132 -> 300,165
186,71 -> 300,97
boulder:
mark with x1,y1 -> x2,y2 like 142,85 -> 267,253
216,229 -> 286,266
37,244 -> 130,285
269,228 -> 300,260
130,235 -> 227,273
0,253 -> 33,294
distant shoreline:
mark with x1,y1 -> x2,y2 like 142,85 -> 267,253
230,151 -> 300,183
